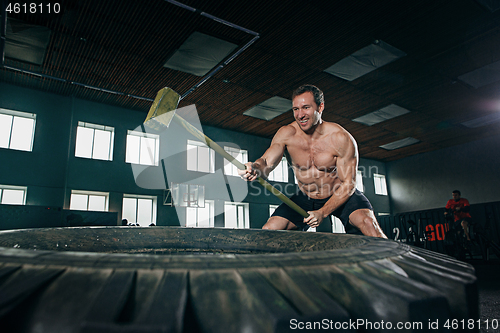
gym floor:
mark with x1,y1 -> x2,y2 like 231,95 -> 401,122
472,260 -> 500,333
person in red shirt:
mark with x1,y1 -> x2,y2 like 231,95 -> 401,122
445,190 -> 472,241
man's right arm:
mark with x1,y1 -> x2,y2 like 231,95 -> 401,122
444,200 -> 451,215
239,126 -> 293,181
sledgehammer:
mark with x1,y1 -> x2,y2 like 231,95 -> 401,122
144,87 -> 309,218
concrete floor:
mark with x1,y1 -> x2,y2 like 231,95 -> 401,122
473,261 -> 500,333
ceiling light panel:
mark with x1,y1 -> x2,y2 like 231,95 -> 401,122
461,112 -> 500,128
164,32 -> 238,76
352,104 -> 410,126
5,18 -> 51,66
324,40 -> 406,81
458,59 -> 500,89
379,137 -> 420,150
243,96 -> 291,121
476,0 -> 500,12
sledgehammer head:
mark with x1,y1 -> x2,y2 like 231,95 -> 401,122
144,87 -> 181,130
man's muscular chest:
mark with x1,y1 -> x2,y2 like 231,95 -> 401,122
287,140 -> 337,173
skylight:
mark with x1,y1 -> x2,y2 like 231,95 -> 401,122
164,32 -> 238,76
243,96 -> 291,121
379,137 -> 420,150
324,40 -> 406,81
352,104 -> 410,126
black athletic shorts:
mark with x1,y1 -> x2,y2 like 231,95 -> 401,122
271,189 -> 373,234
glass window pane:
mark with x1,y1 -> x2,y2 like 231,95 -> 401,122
209,150 -> 215,173
223,148 -> 247,176
198,204 -> 209,227
224,159 -> 233,175
140,137 -> 156,166
187,144 -> 197,171
75,127 -> 94,158
122,197 -> 137,224
10,116 -> 35,151
198,146 -> 210,173
239,150 -> 248,164
380,176 -> 388,195
1,189 -> 25,205
0,114 -> 13,149
356,171 -> 364,192
186,207 -> 196,227
126,134 -> 141,164
282,159 -> 288,182
93,129 -> 112,160
374,174 -> 388,195
332,216 -> 346,233
269,204 -> 279,217
88,195 -> 106,211
374,177 -> 381,194
275,163 -> 283,181
237,205 -> 245,228
137,198 -> 153,226
70,194 -> 88,210
224,204 -> 237,228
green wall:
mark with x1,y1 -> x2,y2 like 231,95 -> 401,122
0,82 -> 391,229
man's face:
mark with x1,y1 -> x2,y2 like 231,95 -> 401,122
452,193 -> 460,201
292,92 -> 324,133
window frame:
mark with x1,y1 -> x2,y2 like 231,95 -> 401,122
70,190 -> 109,212
269,204 -> 279,217
0,108 -> 36,152
75,121 -> 115,161
187,140 -> 215,173
186,199 -> 215,227
268,156 -> 289,182
224,202 -> 250,229
223,146 -> 248,176
0,185 -> 27,205
122,194 -> 157,226
373,173 -> 388,196
126,130 -> 160,166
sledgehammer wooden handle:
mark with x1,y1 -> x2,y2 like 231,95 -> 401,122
170,114 -> 309,218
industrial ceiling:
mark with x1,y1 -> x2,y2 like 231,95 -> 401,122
2,0 -> 500,161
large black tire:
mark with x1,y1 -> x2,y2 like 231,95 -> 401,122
0,227 -> 477,332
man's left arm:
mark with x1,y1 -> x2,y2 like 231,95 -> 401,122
303,132 -> 357,227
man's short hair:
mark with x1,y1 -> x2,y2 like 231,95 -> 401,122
292,84 -> 324,107
452,190 -> 461,195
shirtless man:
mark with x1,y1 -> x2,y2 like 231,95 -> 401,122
239,84 -> 386,238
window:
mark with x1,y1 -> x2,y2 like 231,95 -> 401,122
268,156 -> 289,182
374,174 -> 388,195
122,195 -> 157,226
0,108 -> 36,152
224,202 -> 249,228
269,204 -> 279,217
0,185 -> 27,205
126,130 -> 159,166
356,170 -> 364,192
186,200 -> 215,227
332,216 -> 346,233
223,147 -> 247,176
75,122 -> 114,161
187,140 -> 215,173
70,190 -> 109,211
